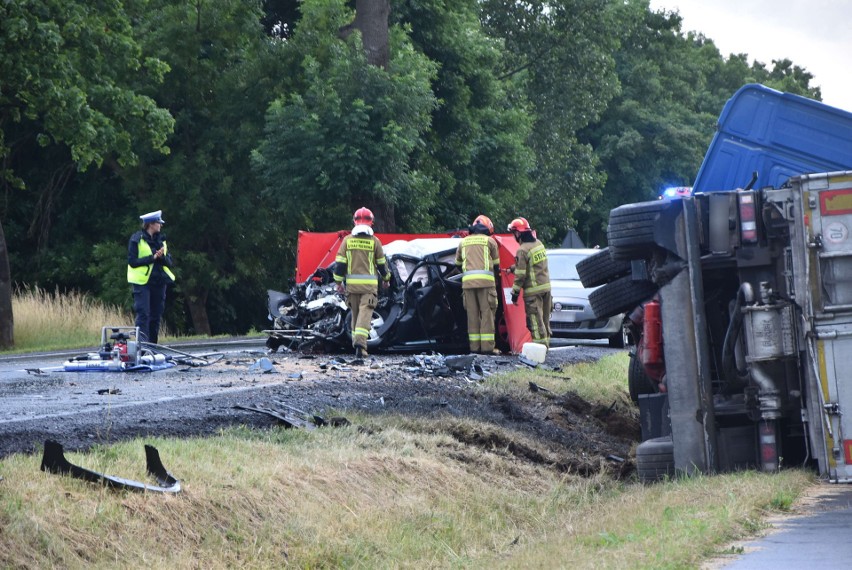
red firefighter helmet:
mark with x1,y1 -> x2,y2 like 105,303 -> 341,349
353,207 -> 374,226
507,217 -> 532,233
472,214 -> 494,235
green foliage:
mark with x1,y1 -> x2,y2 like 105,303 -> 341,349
254,0 -> 439,232
119,0 -> 288,333
0,0 -> 174,178
394,0 -> 535,232
0,0 -> 831,336
575,1 -> 822,246
479,0 -> 621,244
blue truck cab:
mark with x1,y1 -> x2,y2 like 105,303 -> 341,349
693,84 -> 852,193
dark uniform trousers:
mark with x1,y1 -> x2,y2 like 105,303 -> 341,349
133,282 -> 167,344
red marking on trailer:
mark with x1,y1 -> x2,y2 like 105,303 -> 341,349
819,189 -> 852,216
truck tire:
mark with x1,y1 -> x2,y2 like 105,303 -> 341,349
589,276 -> 658,319
607,201 -> 669,261
636,436 -> 675,483
628,349 -> 656,403
576,248 -> 630,288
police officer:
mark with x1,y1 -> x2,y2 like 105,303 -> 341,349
127,210 -> 175,344
455,215 -> 501,354
508,217 -> 552,347
333,207 -> 390,357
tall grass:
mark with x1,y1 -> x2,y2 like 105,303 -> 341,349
8,285 -> 168,353
0,424 -> 815,569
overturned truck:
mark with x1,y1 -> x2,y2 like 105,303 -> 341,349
583,85 -> 852,482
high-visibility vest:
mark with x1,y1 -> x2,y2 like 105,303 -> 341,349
128,238 -> 176,285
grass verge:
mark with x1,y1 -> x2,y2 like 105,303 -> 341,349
0,354 -> 816,569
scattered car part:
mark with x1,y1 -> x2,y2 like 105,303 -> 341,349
234,404 -> 318,430
40,439 -> 181,493
248,357 -> 276,373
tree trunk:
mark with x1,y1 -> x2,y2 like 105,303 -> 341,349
0,219 -> 14,349
351,0 -> 390,69
373,202 -> 397,233
186,291 -> 211,336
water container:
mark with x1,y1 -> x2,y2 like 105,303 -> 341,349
521,342 -> 547,364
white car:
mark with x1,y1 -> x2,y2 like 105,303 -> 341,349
547,248 -> 627,347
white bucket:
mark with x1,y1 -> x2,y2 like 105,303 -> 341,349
521,342 -> 547,364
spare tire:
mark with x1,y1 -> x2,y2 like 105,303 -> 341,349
607,201 -> 670,261
589,276 -> 658,319
576,248 -> 630,288
636,436 -> 675,483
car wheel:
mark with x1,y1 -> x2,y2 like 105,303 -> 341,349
607,324 -> 628,349
607,201 -> 669,261
575,247 -> 630,288
628,349 -> 656,403
636,436 -> 675,483
589,276 -> 658,320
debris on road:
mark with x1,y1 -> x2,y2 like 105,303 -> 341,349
234,401 -> 348,431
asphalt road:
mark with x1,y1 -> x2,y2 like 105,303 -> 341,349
710,484 -> 852,569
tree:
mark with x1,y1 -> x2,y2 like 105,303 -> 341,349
392,0 -> 535,232
0,0 -> 173,348
478,0 -> 621,244
576,1 -> 822,246
111,0 -> 288,335
253,0 -> 438,234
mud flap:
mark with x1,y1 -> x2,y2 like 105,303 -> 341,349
40,440 -> 181,493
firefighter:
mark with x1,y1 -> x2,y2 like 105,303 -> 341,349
455,215 -> 502,354
333,207 -> 390,357
507,217 -> 552,347
127,210 -> 175,344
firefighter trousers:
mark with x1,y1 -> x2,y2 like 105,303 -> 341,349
347,292 -> 377,351
523,291 -> 552,347
462,287 -> 498,353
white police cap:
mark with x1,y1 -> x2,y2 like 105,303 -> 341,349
140,210 -> 165,224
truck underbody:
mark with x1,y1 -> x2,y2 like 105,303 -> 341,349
594,173 -> 852,483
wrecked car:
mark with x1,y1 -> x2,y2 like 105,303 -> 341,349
265,237 -> 513,354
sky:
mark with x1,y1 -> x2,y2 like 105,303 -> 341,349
648,0 -> 852,113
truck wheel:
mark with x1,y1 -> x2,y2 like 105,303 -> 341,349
607,201 -> 669,261
576,248 -> 630,288
589,276 -> 658,319
628,349 -> 656,403
636,436 -> 675,483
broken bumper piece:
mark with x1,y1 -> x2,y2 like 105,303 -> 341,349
40,439 -> 181,493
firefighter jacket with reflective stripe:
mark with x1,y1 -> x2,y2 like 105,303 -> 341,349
333,233 -> 389,295
127,230 -> 176,285
511,240 -> 550,297
455,234 -> 500,289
